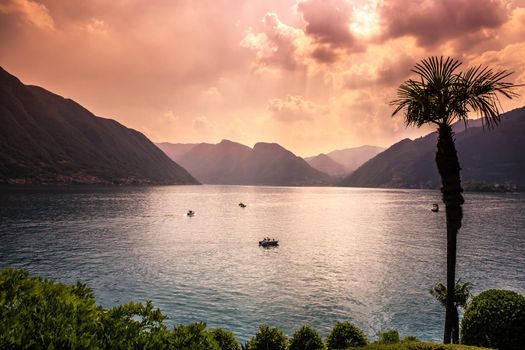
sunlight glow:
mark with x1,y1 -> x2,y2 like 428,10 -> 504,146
350,4 -> 380,37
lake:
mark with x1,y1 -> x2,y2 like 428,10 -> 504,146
1,185 -> 524,343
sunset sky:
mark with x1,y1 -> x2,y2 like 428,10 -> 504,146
1,0 -> 524,156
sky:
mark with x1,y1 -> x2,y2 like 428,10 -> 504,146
1,0 -> 524,156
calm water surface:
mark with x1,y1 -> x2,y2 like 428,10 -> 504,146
1,185 -> 524,342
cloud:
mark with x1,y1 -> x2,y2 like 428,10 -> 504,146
1,0 -> 524,156
296,0 -> 366,63
378,0 -> 509,47
161,111 -> 179,124
341,50 -> 415,90
85,18 -> 107,34
0,0 -> 55,30
311,46 -> 338,63
268,95 -> 327,122
296,0 -> 356,50
466,41 -> 525,110
241,12 -> 306,70
193,116 -> 215,136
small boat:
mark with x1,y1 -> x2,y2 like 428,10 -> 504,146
431,204 -> 439,212
259,237 -> 279,248
239,202 -> 247,208
187,210 -> 195,217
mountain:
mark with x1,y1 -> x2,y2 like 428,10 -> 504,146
340,107 -> 525,189
325,145 -> 385,173
305,153 -> 349,176
157,140 -> 330,186
175,139 -> 251,184
243,142 -> 329,186
0,67 -> 198,185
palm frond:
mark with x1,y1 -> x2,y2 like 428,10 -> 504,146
391,56 -> 520,129
458,66 -> 519,129
430,280 -> 473,309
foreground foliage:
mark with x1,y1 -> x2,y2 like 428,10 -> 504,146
247,325 -> 288,350
377,330 -> 400,344
289,325 -> 325,350
461,289 -> 525,350
350,341 -> 490,350
326,321 -> 368,349
210,328 -> 242,350
0,268 -> 506,350
0,268 -> 224,349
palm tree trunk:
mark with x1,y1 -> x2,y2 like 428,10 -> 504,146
435,124 -> 464,344
452,305 -> 460,344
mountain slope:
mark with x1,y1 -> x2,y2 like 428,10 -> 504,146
341,107 -> 525,189
305,153 -> 349,176
158,140 -> 330,186
0,67 -> 198,185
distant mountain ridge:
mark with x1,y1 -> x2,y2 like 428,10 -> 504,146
0,67 -> 198,185
304,153 -> 348,176
157,140 -> 330,186
340,107 -> 525,189
325,145 -> 385,173
305,145 -> 384,176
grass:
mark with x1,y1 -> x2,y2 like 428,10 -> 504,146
350,341 -> 491,350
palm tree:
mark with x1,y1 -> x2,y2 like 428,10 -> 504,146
430,280 -> 473,343
390,56 -> 519,343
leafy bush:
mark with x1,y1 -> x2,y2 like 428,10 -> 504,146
326,321 -> 367,349
171,322 -> 221,349
101,300 -> 171,348
461,289 -> 525,350
210,328 -> 242,350
246,325 -> 288,350
289,325 -> 325,350
378,330 -> 400,344
403,336 -> 418,341
0,268 -> 237,349
0,268 -> 102,348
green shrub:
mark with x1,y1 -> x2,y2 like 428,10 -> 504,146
289,325 -> 325,350
210,328 -> 242,350
247,325 -> 288,350
101,300 -> 171,348
378,330 -> 400,344
403,336 -> 418,341
0,267 -> 223,349
461,289 -> 525,350
326,321 -> 367,349
0,268 -> 102,348
171,322 -> 221,349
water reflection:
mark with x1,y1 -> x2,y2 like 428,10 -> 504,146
1,185 -> 524,342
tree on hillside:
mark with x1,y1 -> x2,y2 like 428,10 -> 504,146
390,56 -> 519,343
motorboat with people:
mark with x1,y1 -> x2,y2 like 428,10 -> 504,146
187,210 -> 195,217
431,203 -> 439,212
259,237 -> 278,247
239,202 -> 247,208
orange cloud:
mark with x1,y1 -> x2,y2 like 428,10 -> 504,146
0,0 -> 523,157
0,0 -> 54,30
378,0 -> 509,47
296,0 -> 358,50
268,95 -> 328,122
242,12 -> 306,70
